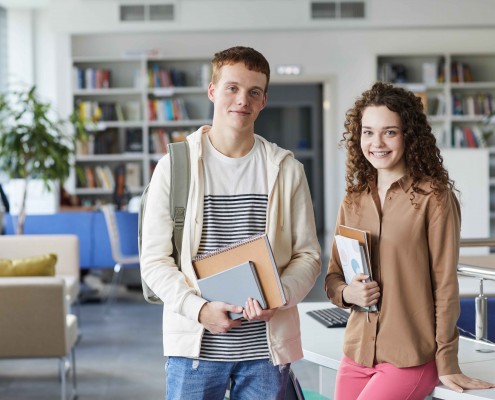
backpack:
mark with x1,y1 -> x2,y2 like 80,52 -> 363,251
138,141 -> 190,304
285,368 -> 305,400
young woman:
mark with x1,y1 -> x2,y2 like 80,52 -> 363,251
325,81 -> 495,400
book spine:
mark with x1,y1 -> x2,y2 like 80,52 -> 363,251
264,235 -> 286,305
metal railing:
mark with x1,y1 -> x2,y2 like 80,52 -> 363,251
460,237 -> 495,248
458,238 -> 495,344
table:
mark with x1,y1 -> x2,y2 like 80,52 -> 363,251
298,301 -> 495,400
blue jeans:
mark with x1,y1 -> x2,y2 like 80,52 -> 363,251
165,357 -> 290,400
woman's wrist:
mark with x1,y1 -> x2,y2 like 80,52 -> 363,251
342,285 -> 352,306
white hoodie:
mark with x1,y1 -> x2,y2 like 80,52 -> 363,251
140,126 -> 321,365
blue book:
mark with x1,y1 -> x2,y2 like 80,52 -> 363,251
197,261 -> 267,320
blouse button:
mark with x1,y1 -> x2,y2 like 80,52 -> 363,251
387,196 -> 392,200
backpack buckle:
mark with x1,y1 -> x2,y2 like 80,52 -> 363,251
174,207 -> 185,227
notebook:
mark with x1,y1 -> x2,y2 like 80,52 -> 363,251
337,225 -> 378,312
197,261 -> 266,319
193,233 -> 286,309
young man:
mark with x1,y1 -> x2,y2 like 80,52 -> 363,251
140,46 -> 321,400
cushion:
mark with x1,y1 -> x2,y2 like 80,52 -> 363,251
0,254 -> 57,277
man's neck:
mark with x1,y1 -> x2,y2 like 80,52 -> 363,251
207,127 -> 255,158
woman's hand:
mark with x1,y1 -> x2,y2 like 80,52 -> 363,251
342,273 -> 380,308
439,373 -> 495,392
243,297 -> 277,322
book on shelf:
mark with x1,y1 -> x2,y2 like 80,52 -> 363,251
471,125 -> 486,147
192,233 -> 286,309
150,128 -> 169,154
434,92 -> 445,116
422,62 -> 438,85
94,166 -> 106,189
148,99 -> 191,122
125,163 -> 142,188
125,129 -> 143,152
124,101 -> 141,121
450,62 -> 473,83
73,67 -> 111,89
197,261 -> 266,319
94,129 -> 119,154
84,166 -> 96,188
336,225 -> 377,312
115,103 -> 125,122
451,126 -> 484,148
103,165 -> 116,189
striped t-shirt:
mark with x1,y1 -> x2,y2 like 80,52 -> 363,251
198,134 -> 270,361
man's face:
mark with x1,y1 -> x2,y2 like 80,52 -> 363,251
208,63 -> 267,133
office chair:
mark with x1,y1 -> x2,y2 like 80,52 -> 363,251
101,204 -> 140,308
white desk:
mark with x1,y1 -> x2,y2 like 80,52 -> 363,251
298,302 -> 495,400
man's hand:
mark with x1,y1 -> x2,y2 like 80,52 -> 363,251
342,273 -> 380,308
243,297 -> 277,322
198,301 -> 243,334
440,373 -> 495,392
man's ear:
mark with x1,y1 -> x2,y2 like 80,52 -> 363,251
260,93 -> 267,109
207,82 -> 215,102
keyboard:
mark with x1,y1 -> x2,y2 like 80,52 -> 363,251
306,307 -> 349,328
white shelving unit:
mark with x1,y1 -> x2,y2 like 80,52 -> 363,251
377,53 -> 495,149
71,56 -> 212,206
377,53 -> 495,242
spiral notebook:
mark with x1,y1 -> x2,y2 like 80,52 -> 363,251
197,261 -> 266,319
193,233 -> 286,309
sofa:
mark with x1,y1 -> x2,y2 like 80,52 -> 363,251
0,234 -> 80,305
4,211 -> 138,269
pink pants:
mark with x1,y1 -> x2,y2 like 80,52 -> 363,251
334,356 -> 439,400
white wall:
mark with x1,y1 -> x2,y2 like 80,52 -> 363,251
5,0 -> 495,254
6,8 -> 34,87
442,149 -> 490,255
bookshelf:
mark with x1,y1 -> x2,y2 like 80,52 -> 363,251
377,53 -> 495,149
72,56 -> 212,206
377,53 -> 494,241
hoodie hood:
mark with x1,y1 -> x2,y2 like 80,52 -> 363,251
186,125 -> 294,165
186,126 -> 296,230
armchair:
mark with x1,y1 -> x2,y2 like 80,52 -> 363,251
0,277 -> 78,400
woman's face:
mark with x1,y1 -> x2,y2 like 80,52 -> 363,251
360,105 -> 406,178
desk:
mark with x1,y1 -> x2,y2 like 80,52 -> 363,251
298,302 -> 495,400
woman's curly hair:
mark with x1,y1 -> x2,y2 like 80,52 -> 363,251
342,81 -> 455,204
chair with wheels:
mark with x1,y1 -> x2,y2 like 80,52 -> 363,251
101,204 -> 140,307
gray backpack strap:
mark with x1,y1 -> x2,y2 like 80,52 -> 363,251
168,141 -> 190,269
138,184 -> 161,304
138,140 -> 190,304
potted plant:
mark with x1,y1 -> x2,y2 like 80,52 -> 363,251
0,85 -> 86,234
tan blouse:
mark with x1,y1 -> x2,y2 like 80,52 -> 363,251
325,175 -> 461,376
